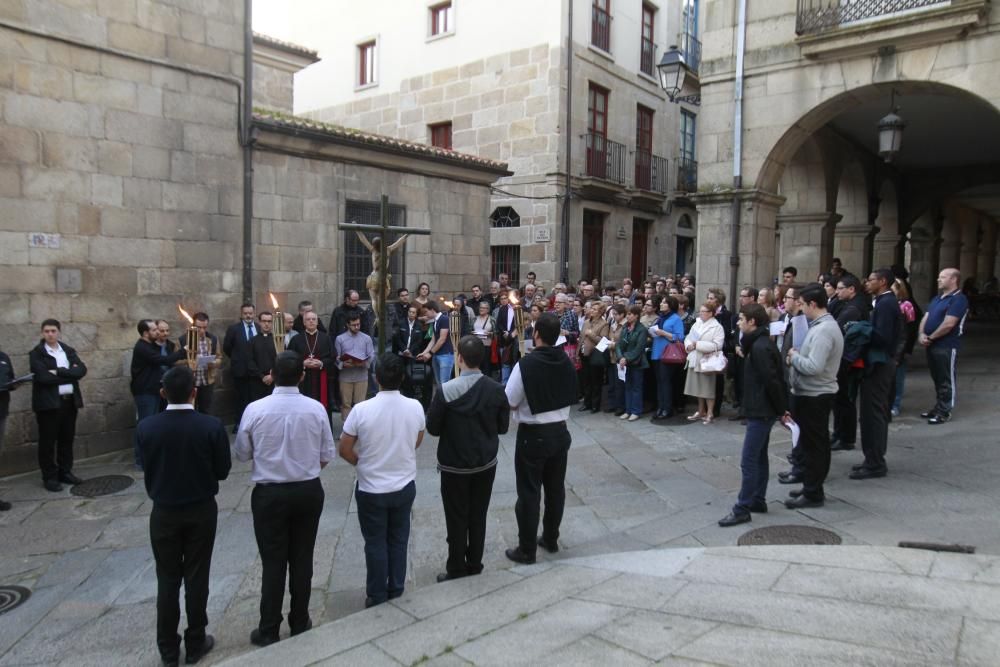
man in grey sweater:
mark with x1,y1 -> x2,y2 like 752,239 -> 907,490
781,283 -> 844,509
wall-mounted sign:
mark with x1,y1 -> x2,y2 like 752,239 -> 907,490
29,233 -> 60,248
617,226 -> 627,239
533,226 -> 551,243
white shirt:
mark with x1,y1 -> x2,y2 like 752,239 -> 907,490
45,343 -> 74,395
342,390 -> 424,494
504,362 -> 571,425
233,386 -> 336,483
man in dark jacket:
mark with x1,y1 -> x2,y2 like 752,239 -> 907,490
30,319 -> 88,492
0,346 -> 22,509
136,366 -> 231,667
719,305 -> 787,526
223,302 -> 258,431
830,275 -> 868,451
132,319 -> 186,467
852,268 -> 900,480
427,335 -> 510,582
393,304 -> 430,408
247,312 -> 278,401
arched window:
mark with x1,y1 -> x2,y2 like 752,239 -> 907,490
490,206 -> 520,228
678,214 -> 694,229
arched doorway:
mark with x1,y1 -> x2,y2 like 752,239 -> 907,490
676,214 -> 696,275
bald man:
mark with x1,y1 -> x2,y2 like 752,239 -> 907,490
918,268 -> 969,425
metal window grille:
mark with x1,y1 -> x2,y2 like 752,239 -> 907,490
490,206 -> 520,228
592,2 -> 612,52
796,0 -> 948,35
490,245 -> 520,284
343,200 -> 406,299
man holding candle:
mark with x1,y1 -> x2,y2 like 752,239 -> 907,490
178,313 -> 221,415
223,302 -> 258,431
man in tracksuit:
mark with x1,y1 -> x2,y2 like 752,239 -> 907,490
427,335 -> 510,582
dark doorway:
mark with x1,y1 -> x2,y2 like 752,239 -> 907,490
631,218 -> 651,285
676,236 -> 693,275
582,210 -> 604,284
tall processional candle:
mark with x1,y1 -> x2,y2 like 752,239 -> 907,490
508,290 -> 526,356
269,292 -> 285,353
177,304 -> 198,368
443,301 -> 462,378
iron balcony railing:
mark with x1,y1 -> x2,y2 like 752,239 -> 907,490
584,133 -> 627,185
796,0 -> 950,35
676,157 -> 698,193
592,3 -> 612,52
634,150 -> 668,193
680,32 -> 701,75
640,36 -> 656,76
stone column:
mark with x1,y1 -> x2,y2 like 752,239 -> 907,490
833,224 -> 879,277
908,235 -> 938,303
776,211 -> 840,282
691,189 -> 786,295
977,221 -> 997,285
873,234 -> 902,270
938,215 -> 961,270
959,216 -> 981,283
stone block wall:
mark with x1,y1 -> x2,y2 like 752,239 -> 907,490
253,60 -> 292,114
0,0 -> 246,474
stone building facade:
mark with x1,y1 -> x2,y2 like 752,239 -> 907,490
695,0 -> 1000,301
0,2 -> 506,475
288,0 -> 702,288
252,32 -> 318,115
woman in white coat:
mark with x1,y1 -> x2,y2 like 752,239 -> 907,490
684,301 -> 726,424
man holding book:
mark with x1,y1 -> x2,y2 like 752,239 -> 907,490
335,313 -> 375,423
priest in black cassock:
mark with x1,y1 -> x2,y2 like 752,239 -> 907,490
287,311 -> 335,414
247,312 -> 278,401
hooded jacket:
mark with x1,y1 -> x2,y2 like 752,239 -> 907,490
427,371 -> 510,472
740,326 -> 787,419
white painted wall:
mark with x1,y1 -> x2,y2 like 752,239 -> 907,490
287,0 -> 563,114
569,0 -> 679,79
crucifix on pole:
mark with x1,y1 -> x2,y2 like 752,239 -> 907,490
338,194 -> 431,356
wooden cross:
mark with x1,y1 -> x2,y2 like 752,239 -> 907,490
337,194 -> 431,355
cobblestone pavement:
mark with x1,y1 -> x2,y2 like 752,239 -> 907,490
1,323 -> 998,665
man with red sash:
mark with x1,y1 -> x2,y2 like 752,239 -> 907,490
288,311 -> 335,416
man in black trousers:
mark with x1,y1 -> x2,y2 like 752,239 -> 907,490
136,366 -> 231,667
427,335 -> 510,582
30,319 -> 88,492
247,311 -> 278,401
234,351 -> 336,647
223,302 -> 257,431
504,313 -> 578,564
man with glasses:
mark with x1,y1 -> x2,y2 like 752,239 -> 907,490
850,269 -> 899,480
830,276 -> 867,451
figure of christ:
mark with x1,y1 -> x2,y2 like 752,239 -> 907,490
357,231 -> 409,321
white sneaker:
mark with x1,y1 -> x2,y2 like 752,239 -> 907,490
619,413 -> 630,420
627,414 -> 639,422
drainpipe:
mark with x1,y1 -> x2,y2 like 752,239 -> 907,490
242,0 -> 255,302
560,0 -> 573,284
728,0 -> 747,301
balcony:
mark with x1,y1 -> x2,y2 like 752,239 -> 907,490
634,151 -> 668,192
679,32 -> 701,76
579,133 -> 628,198
591,4 -> 611,53
640,36 -> 656,76
676,157 -> 698,194
795,0 -> 989,59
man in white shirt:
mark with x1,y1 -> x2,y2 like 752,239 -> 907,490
339,353 -> 425,608
29,319 -> 87,492
234,351 -> 336,647
504,313 -> 578,564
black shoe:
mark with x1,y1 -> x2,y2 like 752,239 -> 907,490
927,413 -> 950,425
577,404 -> 592,412
185,635 -> 214,664
604,407 -> 617,413
0,499 -> 11,511
43,479 -> 63,492
364,597 -> 380,609
749,501 -> 768,513
718,511 -> 751,527
785,495 -> 824,509
436,572 -> 466,583
537,536 -> 559,553
59,472 -> 84,485
504,547 -> 536,564
849,467 -> 887,480
788,489 -> 804,498
162,660 -> 179,667
830,441 -> 855,451
290,620 -> 312,637
249,629 -> 279,647
919,409 -> 938,419
851,463 -> 866,471
590,407 -> 601,414
778,473 -> 803,485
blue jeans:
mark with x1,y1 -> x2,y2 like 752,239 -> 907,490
624,365 -> 643,415
892,357 -> 907,412
134,394 -> 161,466
433,353 -> 455,386
735,418 -> 775,514
501,364 -> 513,386
355,480 -> 416,603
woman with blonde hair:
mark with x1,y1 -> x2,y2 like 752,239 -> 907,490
579,300 -> 611,413
684,301 -> 726,424
758,288 -> 780,322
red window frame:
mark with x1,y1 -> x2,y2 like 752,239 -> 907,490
635,105 -> 654,190
640,3 -> 655,75
358,41 -> 376,86
591,0 -> 611,52
429,122 -> 453,150
430,2 -> 452,36
587,83 -> 608,137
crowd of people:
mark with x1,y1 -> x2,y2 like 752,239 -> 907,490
0,260 -> 973,664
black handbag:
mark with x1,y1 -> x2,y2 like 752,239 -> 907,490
407,359 -> 428,383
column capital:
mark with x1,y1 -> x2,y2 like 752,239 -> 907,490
691,188 -> 787,209
776,211 -> 842,226
835,223 -> 880,239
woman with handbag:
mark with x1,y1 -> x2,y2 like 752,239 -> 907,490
684,302 -> 726,424
579,301 -> 610,413
616,305 -> 649,422
650,296 -> 685,420
472,300 -> 495,377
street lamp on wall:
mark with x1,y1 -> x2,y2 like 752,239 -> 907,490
877,91 -> 905,163
657,45 -> 701,106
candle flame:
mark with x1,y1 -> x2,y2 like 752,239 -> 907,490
177,304 -> 194,324
443,300 -> 454,309
269,291 -> 279,309
508,290 -> 519,306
